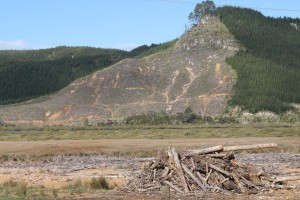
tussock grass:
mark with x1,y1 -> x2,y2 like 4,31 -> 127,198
67,179 -> 84,190
67,177 -> 110,190
1,179 -> 28,198
0,178 -> 108,199
89,177 -> 109,190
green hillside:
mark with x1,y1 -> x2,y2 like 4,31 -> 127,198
0,46 -> 129,104
130,39 -> 177,58
0,42 -> 174,105
217,7 -> 300,113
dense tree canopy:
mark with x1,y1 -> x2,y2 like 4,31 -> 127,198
0,47 -> 129,104
217,7 -> 300,113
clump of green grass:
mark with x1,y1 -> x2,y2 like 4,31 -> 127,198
17,181 -> 28,197
2,179 -> 28,197
52,189 -> 59,199
67,177 -> 110,191
88,177 -> 109,190
68,178 -> 83,189
2,179 -> 18,188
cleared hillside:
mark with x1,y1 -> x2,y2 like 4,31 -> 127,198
0,17 -> 240,125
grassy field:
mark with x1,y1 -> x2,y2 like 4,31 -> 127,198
0,124 -> 299,141
0,124 -> 299,158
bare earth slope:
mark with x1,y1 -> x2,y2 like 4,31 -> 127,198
0,17 -> 240,125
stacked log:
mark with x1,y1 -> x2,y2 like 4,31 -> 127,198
125,143 -> 299,194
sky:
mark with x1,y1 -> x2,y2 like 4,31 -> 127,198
0,0 -> 299,51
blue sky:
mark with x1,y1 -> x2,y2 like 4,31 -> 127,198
0,0 -> 299,50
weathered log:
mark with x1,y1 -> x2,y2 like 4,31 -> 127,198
184,145 -> 223,157
144,183 -> 158,188
170,148 -> 189,193
196,171 -> 207,184
206,153 -> 228,158
273,175 -> 300,183
162,169 -> 174,181
223,143 -> 278,152
161,167 -> 170,178
241,176 -> 260,190
137,185 -> 160,192
182,163 -> 207,192
190,157 -> 196,171
153,169 -> 156,181
209,163 -> 231,177
219,178 -> 230,185
231,173 -> 246,193
204,169 -> 212,183
164,180 -> 184,194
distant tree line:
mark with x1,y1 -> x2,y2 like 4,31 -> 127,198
123,107 -> 237,125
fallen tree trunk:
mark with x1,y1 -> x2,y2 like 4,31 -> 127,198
273,175 -> 300,183
164,180 -> 184,194
184,145 -> 223,157
170,148 -> 189,193
223,143 -> 278,152
185,143 -> 278,156
182,164 -> 207,192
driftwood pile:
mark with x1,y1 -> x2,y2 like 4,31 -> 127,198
126,143 -> 299,195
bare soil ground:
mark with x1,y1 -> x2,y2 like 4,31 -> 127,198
0,137 -> 299,199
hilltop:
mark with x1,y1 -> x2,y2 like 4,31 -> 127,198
0,16 -> 239,125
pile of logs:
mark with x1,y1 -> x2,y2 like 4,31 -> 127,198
125,143 -> 299,194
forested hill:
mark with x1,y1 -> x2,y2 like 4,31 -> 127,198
0,47 -> 129,104
0,42 -> 174,104
217,7 -> 300,113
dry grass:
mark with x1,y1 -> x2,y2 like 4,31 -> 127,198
0,125 -> 299,158
0,137 -> 299,159
0,124 -> 299,141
